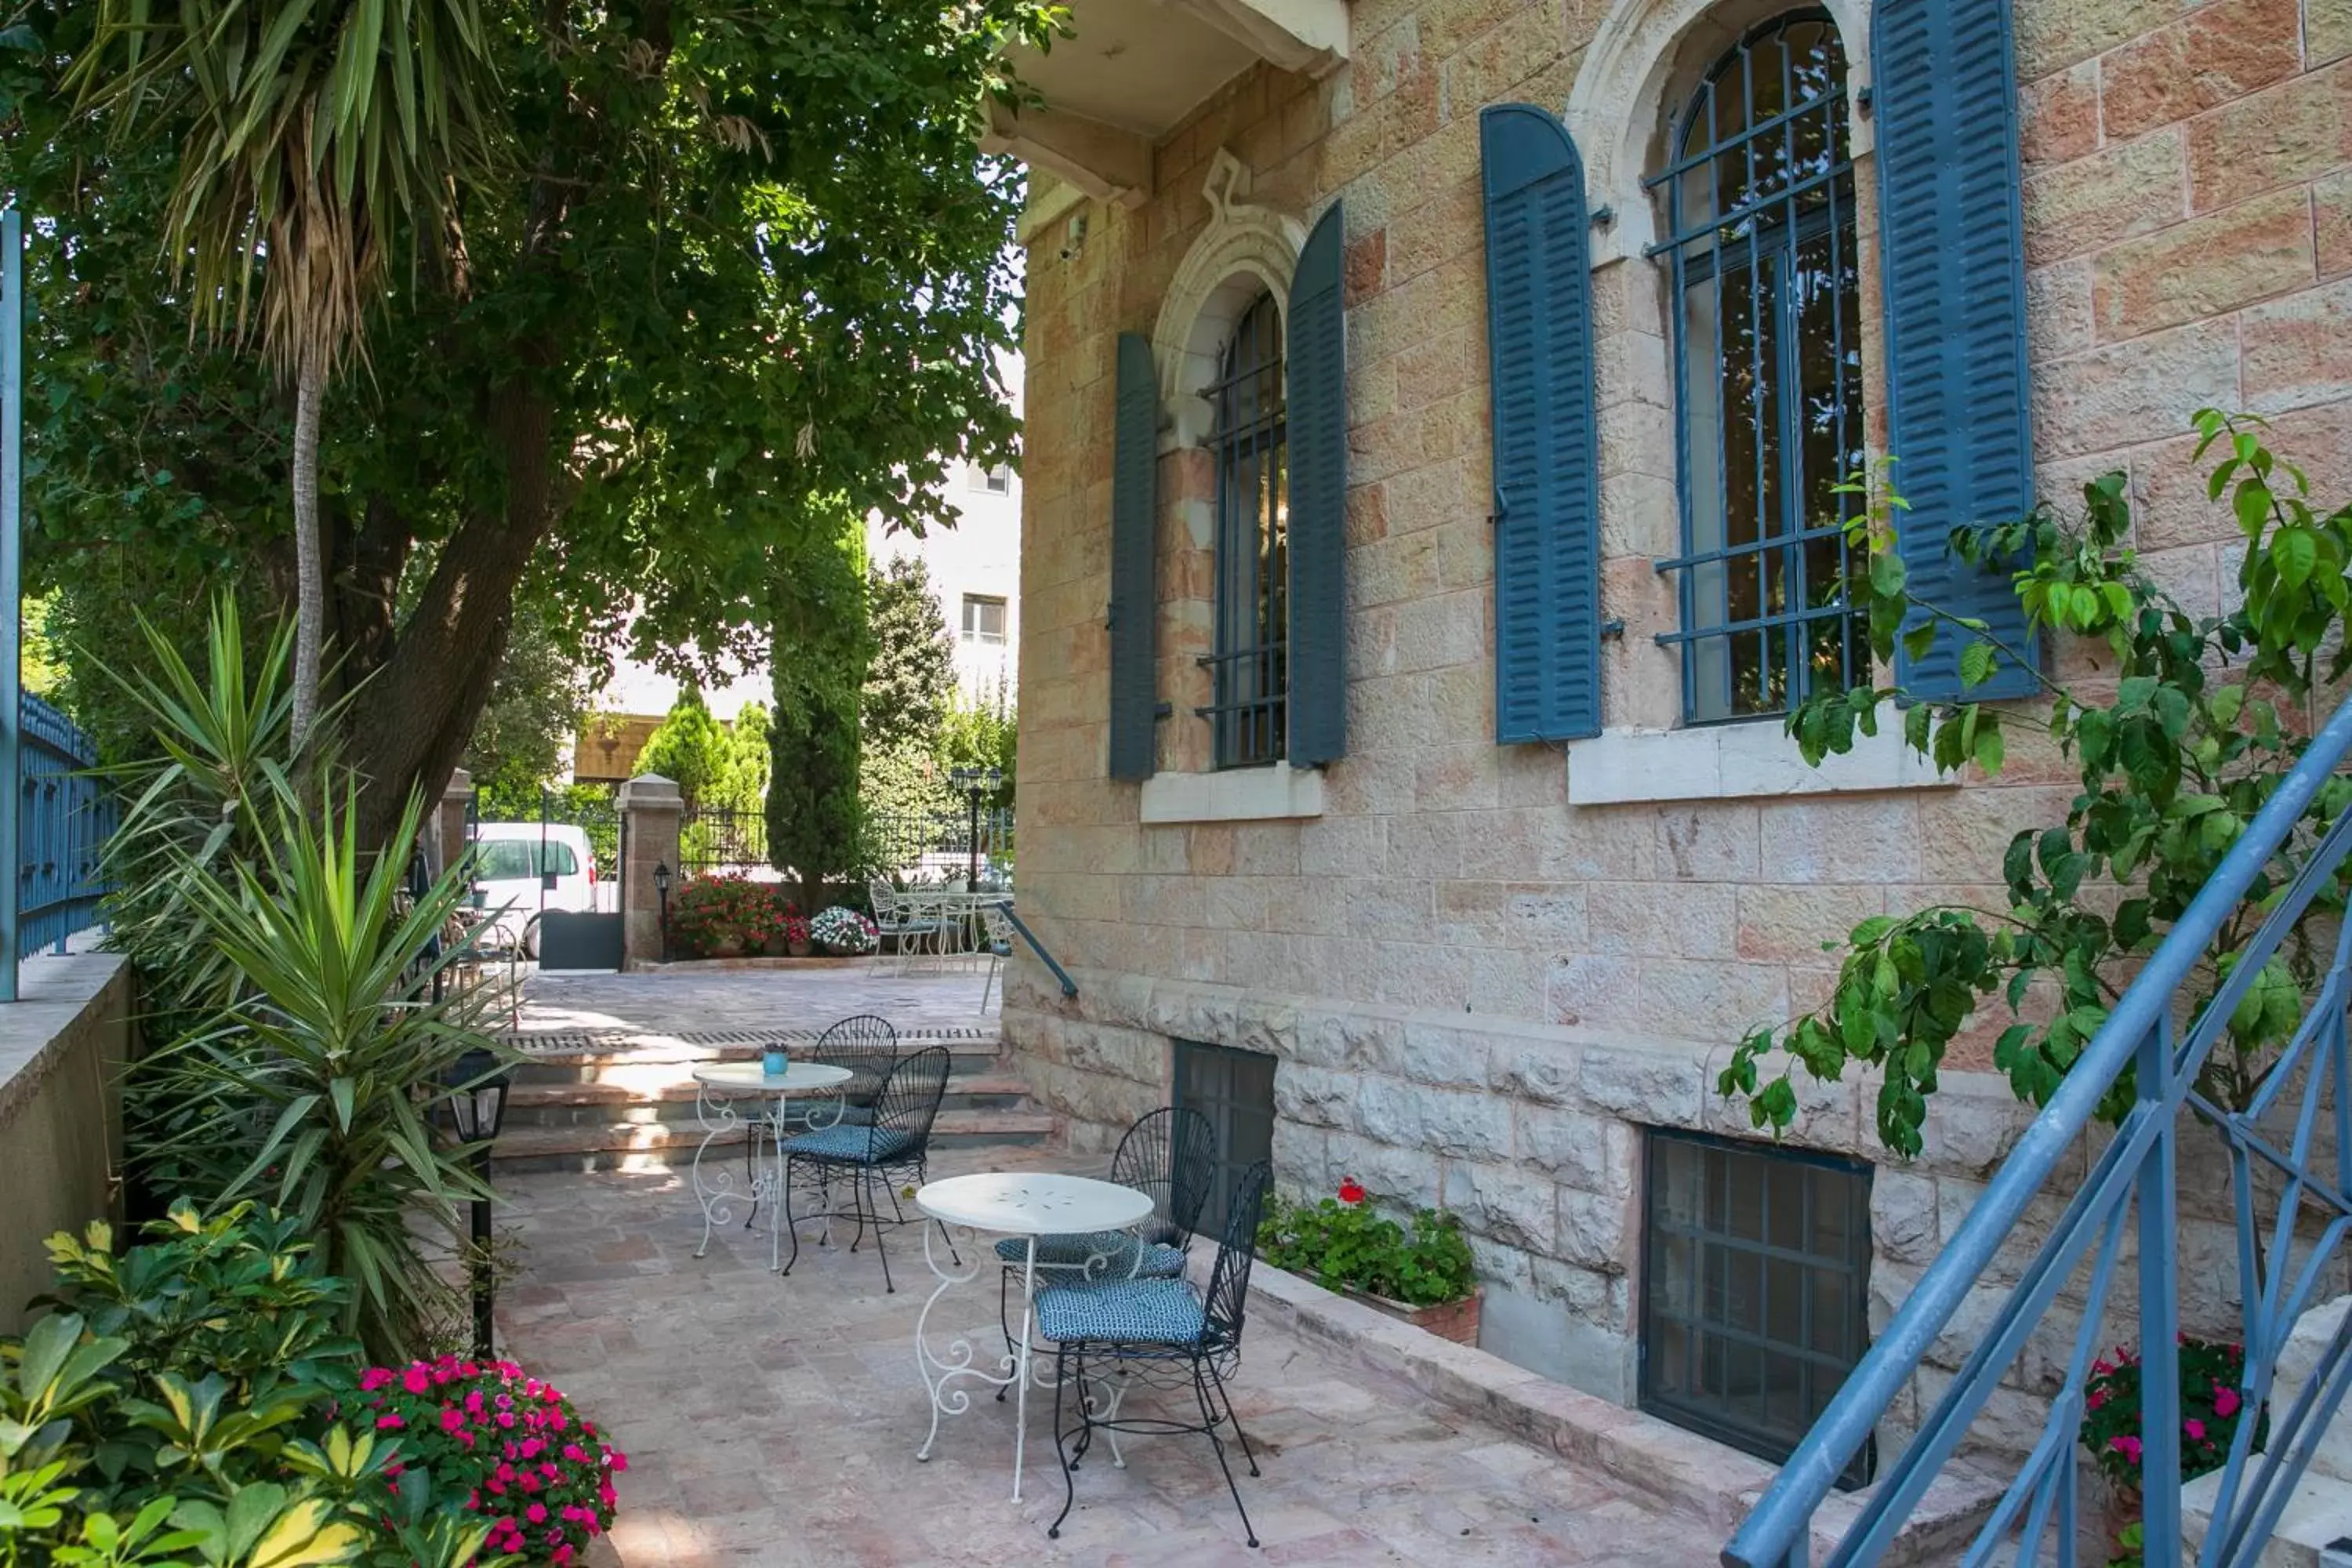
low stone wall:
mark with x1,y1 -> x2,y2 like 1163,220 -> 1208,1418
0,952 -> 135,1334
1001,964 -> 2288,1465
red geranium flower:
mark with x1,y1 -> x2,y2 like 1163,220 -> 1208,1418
1337,1178 -> 1367,1205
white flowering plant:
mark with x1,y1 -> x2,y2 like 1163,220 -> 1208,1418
809,906 -> 877,954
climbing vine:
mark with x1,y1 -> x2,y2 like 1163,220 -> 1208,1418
1719,412 -> 2352,1156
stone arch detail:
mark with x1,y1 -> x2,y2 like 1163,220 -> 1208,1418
1152,149 -> 1310,452
1566,0 -> 1871,263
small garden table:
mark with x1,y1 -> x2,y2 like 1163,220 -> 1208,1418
688,1060 -> 852,1270
913,1171 -> 1155,1501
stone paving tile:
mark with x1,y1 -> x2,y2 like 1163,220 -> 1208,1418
496,1147 -> 1715,1567
514,964 -> 1001,1042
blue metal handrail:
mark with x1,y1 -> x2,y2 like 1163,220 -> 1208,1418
17,691 -> 112,961
988,898 -> 1077,999
1726,691 -> 2352,1567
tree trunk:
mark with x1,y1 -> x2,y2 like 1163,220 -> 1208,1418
289,350 -> 327,756
344,379 -> 561,852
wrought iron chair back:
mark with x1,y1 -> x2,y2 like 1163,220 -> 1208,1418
869,1044 -> 951,1160
1111,1106 -> 1218,1250
811,1013 -> 898,1110
1201,1160 -> 1273,1352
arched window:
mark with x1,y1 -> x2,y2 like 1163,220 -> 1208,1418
1653,11 -> 1863,723
1205,291 -> 1288,768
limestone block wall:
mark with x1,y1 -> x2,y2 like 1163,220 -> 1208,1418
1004,0 -> 2352,1462
0,953 -> 135,1334
1003,963 -> 2316,1461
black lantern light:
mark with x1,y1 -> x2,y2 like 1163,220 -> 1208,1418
653,859 -> 673,964
443,1046 -> 515,1358
949,766 -> 1004,891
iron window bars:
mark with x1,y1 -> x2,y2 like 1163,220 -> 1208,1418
1198,292 -> 1290,768
1172,1039 -> 1276,1233
1640,1127 -> 1875,1489
1646,11 -> 1867,724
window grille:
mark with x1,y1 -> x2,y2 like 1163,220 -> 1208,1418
1640,1128 -> 1875,1488
1199,292 -> 1288,768
1647,11 -> 1865,724
1171,1040 -> 1276,1230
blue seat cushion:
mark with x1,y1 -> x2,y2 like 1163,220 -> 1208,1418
1035,1278 -> 1208,1347
993,1231 -> 1186,1279
779,1124 -> 916,1163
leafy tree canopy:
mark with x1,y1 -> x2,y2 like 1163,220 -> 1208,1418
6,0 -> 1054,846
633,685 -> 728,809
1721,412 -> 2352,1158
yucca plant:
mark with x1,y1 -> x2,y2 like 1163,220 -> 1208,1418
137,779 -> 510,1360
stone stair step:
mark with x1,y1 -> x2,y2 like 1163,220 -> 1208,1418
506,1072 -> 1030,1123
507,1033 -> 1004,1083
488,1109 -> 1055,1175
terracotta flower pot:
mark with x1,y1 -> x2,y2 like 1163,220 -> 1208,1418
1338,1284 -> 1482,1346
761,934 -> 790,956
787,938 -> 814,957
706,936 -> 746,959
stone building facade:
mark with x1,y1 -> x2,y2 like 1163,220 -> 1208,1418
996,0 -> 2352,1469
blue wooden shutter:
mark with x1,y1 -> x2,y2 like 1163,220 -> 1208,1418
1480,103 -> 1601,742
1286,202 -> 1347,768
1875,0 -> 2041,702
1108,332 -> 1159,780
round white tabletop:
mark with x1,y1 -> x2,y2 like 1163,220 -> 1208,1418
691,1061 -> 852,1094
915,1171 -> 1154,1236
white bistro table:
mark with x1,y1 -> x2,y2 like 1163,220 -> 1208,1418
913,1171 -> 1155,1501
688,1060 -> 852,1269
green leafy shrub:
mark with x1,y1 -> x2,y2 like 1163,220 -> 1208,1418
1,1207 -> 522,1567
100,597 -> 514,1360
667,873 -> 793,956
2078,1335 -> 2263,1490
1721,414 -> 2352,1155
1257,1181 -> 1476,1308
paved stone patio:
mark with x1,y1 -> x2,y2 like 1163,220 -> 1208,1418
496,1146 -> 1714,1566
513,962 -> 1003,1044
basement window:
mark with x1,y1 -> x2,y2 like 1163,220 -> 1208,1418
1640,1128 -> 1875,1488
1172,1040 -> 1275,1230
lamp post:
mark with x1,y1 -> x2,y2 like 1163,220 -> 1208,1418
442,1047 -> 514,1359
949,766 -> 1003,889
653,859 -> 673,964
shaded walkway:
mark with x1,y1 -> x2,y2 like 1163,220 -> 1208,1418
498,1149 -> 1711,1566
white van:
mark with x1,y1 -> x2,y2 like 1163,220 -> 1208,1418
468,822 -> 598,957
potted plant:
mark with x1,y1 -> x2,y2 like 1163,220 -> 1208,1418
809,905 -> 878,956
783,912 -> 813,957
759,898 -> 803,956
2078,1334 -> 2264,1565
1258,1179 -> 1481,1345
670,873 -> 775,958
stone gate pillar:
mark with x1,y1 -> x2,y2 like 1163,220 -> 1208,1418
435,768 -> 473,881
618,773 -> 682,968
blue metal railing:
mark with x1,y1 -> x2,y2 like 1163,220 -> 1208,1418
16,692 -> 111,961
990,899 -> 1076,999
1726,692 -> 2352,1566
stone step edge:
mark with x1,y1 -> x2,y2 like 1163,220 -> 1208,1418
1245,1264 -> 2002,1559
505,1035 -> 1004,1068
488,1109 -> 1055,1158
505,1073 -> 1034,1108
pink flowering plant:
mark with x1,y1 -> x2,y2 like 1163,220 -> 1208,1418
358,1355 -> 626,1563
2078,1334 -> 2264,1488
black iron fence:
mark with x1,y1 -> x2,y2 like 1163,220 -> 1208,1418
679,804 -> 768,875
862,804 -> 1012,880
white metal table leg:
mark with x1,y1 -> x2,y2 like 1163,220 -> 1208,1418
689,1086 -> 747,1259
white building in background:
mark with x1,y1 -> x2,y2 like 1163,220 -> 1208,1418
866,356 -> 1023,703
578,355 -> 1023,766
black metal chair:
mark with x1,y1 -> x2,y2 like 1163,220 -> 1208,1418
779,1045 -> 953,1293
808,1013 -> 899,1125
1040,1160 -> 1273,1547
995,1107 -> 1218,1363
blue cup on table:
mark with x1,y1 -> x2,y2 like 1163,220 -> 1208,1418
762,1048 -> 788,1079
